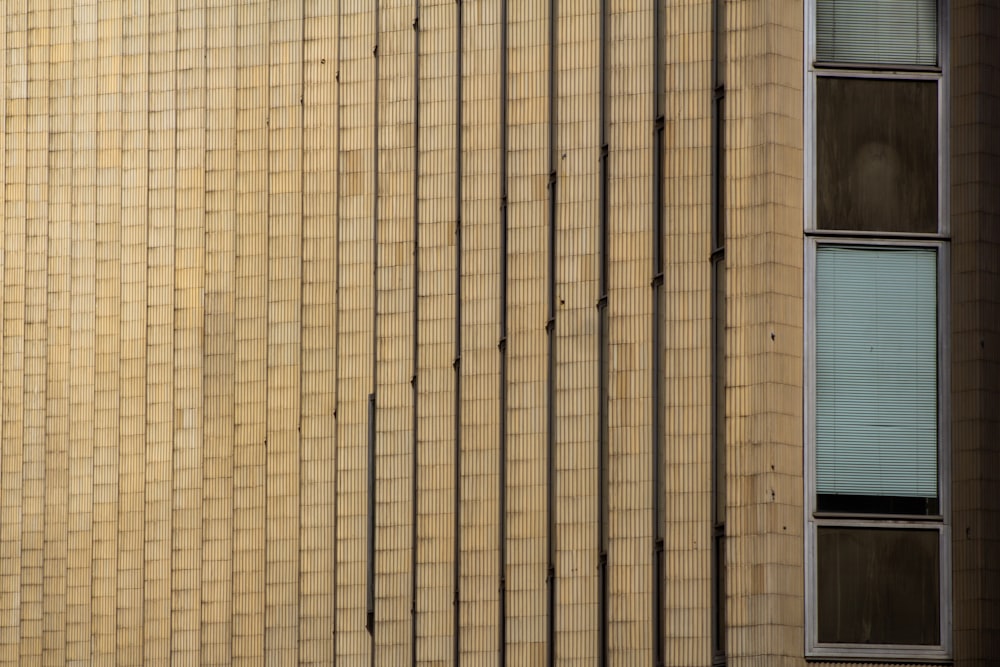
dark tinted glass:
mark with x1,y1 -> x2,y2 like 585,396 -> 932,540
817,77 -> 937,233
817,493 -> 938,515
818,527 -> 940,645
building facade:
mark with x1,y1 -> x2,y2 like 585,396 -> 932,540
0,0 -> 996,665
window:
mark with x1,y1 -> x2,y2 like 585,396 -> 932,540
816,77 -> 938,234
815,246 -> 938,515
805,0 -> 950,660
815,0 -> 937,67
817,526 -> 940,645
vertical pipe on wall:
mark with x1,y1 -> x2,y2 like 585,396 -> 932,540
597,0 -> 610,664
545,0 -> 558,664
453,1 -> 464,663
410,2 -> 421,664
650,0 -> 666,656
498,0 -> 509,662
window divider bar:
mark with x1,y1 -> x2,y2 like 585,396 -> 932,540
806,229 -> 949,241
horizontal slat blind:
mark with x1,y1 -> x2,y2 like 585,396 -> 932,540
816,246 -> 937,498
816,0 -> 937,66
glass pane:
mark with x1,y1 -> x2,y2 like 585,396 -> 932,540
815,246 -> 937,505
818,527 -> 940,645
816,0 -> 937,67
817,77 -> 937,233
817,493 -> 938,515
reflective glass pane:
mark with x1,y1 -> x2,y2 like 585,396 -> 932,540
818,527 -> 940,645
817,77 -> 937,233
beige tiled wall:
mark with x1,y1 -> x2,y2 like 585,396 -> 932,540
506,1 -> 548,664
299,2 -> 337,663
553,4 -> 602,665
44,2 -> 72,665
174,0 -> 207,661
662,0 -> 713,663
265,1 -> 304,662
0,2 -> 994,665
0,4 -> 21,663
202,2 -> 236,663
335,2 -> 374,664
414,2 -> 458,665
232,1 -> 268,663
606,2 -> 655,664
374,0 -> 415,664
144,4 -> 177,662
723,0 -> 804,663
92,2 -> 122,661
458,1 -> 502,661
117,4 -> 150,663
67,1 -> 98,661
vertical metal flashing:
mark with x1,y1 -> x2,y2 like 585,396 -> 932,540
498,0 -> 509,663
650,0 -> 666,661
171,1 -> 182,659
410,2 -> 421,664
369,2 -> 380,662
597,0 -> 610,665
366,392 -> 376,638
260,2 -> 270,659
453,1 -> 463,663
710,0 -> 726,659
711,0 -> 725,254
372,0 -> 380,389
295,6 -> 305,661
332,4 -> 342,660
545,0 -> 558,665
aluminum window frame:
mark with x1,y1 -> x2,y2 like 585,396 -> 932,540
804,238 -> 952,661
805,0 -> 950,237
803,0 -> 951,661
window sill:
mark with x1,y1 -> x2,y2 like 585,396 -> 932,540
807,644 -> 951,664
812,511 -> 943,522
812,60 -> 942,74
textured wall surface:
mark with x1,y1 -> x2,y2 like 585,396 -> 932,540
724,0 -> 805,663
950,1 -> 1000,665
0,1 -> 993,666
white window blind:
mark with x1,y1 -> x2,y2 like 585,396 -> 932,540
816,0 -> 937,66
816,246 -> 937,499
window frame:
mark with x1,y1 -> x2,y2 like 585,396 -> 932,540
813,0 -> 941,71
804,238 -> 952,661
805,0 -> 950,238
803,0 -> 952,661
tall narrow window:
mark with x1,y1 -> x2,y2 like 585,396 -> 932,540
806,0 -> 949,661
